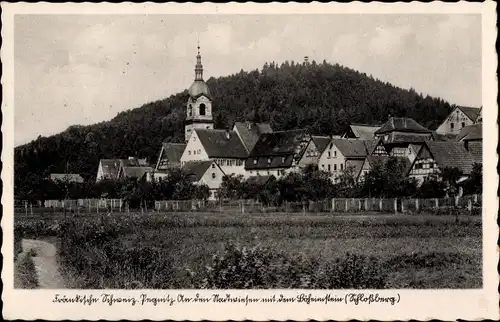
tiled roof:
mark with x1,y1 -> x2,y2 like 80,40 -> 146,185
456,123 -> 482,142
467,141 -> 482,164
331,139 -> 369,158
120,158 -> 148,167
425,141 -> 474,175
50,173 -> 84,183
195,129 -> 248,158
458,106 -> 482,122
233,122 -> 273,153
311,136 -> 331,154
121,166 -> 153,179
246,175 -> 273,186
158,143 -> 186,165
181,161 -> 214,182
349,124 -> 381,139
246,129 -> 310,169
375,117 -> 431,134
364,138 -> 382,155
99,159 -> 121,179
345,159 -> 365,179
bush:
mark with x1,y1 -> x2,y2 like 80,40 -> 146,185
14,252 -> 38,289
194,243 -> 387,289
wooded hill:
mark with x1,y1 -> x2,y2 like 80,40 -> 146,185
15,60 -> 454,185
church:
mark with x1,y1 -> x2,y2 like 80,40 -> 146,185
151,45 -> 322,198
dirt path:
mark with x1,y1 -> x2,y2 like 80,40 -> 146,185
21,239 -> 66,289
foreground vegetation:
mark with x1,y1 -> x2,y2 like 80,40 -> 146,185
15,212 -> 482,289
14,250 -> 39,289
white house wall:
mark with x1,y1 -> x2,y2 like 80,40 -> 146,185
180,130 -> 210,164
436,107 -> 475,135
318,142 -> 346,181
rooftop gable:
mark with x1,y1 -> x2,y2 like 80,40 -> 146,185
349,124 -> 381,139
194,129 -> 248,159
457,106 -> 482,122
233,121 -> 273,153
330,138 -> 370,158
249,129 -> 309,157
311,136 -> 331,154
423,141 -> 475,175
181,160 -> 215,182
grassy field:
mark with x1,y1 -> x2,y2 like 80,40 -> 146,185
14,211 -> 482,289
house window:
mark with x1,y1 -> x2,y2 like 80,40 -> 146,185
328,151 -> 331,158
328,164 -> 331,171
212,173 -> 216,179
198,149 -> 201,154
340,164 -> 343,170
267,171 -> 270,175
282,157 -> 285,163
334,164 -> 337,171
450,123 -> 454,129
321,164 -> 325,168
211,164 -> 215,168
334,151 -> 337,157
199,104 -> 206,116
461,122 -> 465,128
253,159 -> 258,164
193,150 -> 197,155
188,150 -> 191,155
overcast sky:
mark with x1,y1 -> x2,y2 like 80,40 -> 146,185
14,14 -> 481,146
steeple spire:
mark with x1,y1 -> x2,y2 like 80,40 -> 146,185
195,41 -> 203,81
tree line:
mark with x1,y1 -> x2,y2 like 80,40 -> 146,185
17,158 -> 482,209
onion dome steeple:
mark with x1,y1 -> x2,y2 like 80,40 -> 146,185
188,42 -> 211,99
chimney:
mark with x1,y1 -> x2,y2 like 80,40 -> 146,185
225,129 -> 230,139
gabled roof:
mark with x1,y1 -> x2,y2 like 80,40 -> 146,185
456,123 -> 482,142
120,166 -> 153,179
457,106 -> 482,122
363,138 -> 382,155
375,117 -> 431,134
311,136 -> 331,154
233,122 -> 273,153
181,161 -> 215,182
50,173 -> 84,183
330,139 -> 369,158
246,175 -> 273,186
194,129 -> 248,159
99,159 -> 121,179
157,143 -> 186,167
349,124 -> 381,139
249,129 -> 309,157
423,141 -> 475,175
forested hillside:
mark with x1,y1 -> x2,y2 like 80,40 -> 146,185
15,60 -> 454,188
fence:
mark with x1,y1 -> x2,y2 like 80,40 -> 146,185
16,194 -> 482,216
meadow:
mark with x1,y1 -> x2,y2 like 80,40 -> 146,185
14,211 -> 482,289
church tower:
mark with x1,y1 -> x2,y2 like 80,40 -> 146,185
185,43 -> 214,142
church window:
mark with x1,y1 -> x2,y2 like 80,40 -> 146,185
188,104 -> 193,116
199,104 -> 206,116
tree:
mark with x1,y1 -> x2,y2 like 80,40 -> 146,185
441,166 -> 463,197
462,163 -> 482,194
416,176 -> 446,198
219,174 -> 245,200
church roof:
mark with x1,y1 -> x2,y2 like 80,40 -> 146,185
188,80 -> 211,99
194,129 -> 248,159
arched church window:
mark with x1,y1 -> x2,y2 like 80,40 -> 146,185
188,104 -> 193,116
199,103 -> 206,116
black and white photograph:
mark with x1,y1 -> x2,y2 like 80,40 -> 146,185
2,2 -> 498,321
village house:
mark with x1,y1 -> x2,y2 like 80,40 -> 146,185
181,160 -> 225,200
374,117 -> 433,158
435,106 -> 482,135
49,173 -> 84,183
244,129 -> 314,178
318,138 -> 377,182
407,141 -> 475,185
96,157 -> 148,182
342,123 -> 381,139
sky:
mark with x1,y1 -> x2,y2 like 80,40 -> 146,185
14,14 -> 481,146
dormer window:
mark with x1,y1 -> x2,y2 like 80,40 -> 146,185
253,159 -> 258,165
281,157 -> 285,163
267,158 -> 272,164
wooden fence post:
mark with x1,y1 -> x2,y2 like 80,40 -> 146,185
474,194 -> 478,203
435,198 -> 439,209
331,198 -> 335,212
394,198 -> 397,214
401,200 -> 405,214
379,199 -> 382,212
415,198 -> 419,212
345,199 -> 348,212
468,199 -> 472,214
364,198 -> 368,211
241,200 -> 245,214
